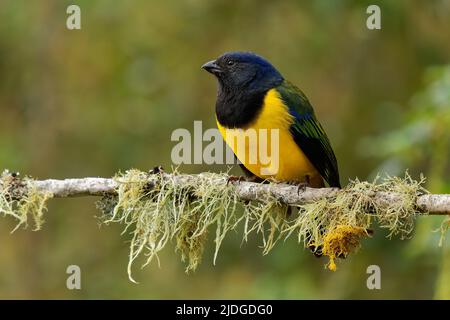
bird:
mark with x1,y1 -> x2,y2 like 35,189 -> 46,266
202,51 -> 340,188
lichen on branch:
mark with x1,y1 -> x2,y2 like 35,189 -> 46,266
96,170 -> 434,280
0,168 -> 448,282
0,170 -> 53,232
99,169 -> 241,282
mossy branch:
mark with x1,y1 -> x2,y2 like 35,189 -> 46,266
1,172 -> 449,215
1,168 -> 449,282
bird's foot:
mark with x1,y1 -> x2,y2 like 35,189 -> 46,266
226,175 -> 246,185
296,182 -> 309,194
149,166 -> 164,174
290,175 -> 312,195
286,181 -> 310,195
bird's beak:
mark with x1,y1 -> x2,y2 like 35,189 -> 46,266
201,60 -> 222,75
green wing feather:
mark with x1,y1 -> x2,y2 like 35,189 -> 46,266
276,81 -> 341,187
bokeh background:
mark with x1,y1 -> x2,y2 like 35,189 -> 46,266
0,0 -> 449,299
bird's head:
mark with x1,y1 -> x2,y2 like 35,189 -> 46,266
202,52 -> 283,93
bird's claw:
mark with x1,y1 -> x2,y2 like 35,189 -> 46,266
149,166 -> 164,174
227,175 -> 245,186
295,182 -> 309,195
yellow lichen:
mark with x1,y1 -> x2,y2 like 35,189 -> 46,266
322,225 -> 370,271
284,173 -> 425,270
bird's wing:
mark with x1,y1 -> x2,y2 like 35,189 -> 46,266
276,81 -> 341,187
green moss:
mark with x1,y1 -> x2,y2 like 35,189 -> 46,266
98,169 -> 428,280
0,167 -> 433,279
101,169 -> 240,282
285,173 -> 425,269
0,170 -> 52,232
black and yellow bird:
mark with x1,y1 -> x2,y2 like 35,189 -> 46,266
202,52 -> 340,188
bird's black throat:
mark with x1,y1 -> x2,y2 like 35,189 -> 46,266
215,86 -> 268,128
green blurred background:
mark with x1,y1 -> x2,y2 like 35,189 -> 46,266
0,0 -> 449,299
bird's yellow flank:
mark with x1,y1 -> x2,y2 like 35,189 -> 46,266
217,88 -> 323,186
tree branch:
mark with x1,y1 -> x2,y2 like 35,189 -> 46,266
5,173 -> 449,215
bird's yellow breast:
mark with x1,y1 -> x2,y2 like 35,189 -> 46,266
217,88 -> 323,185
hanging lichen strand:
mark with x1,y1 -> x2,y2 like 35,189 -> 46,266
95,170 -> 427,281
1,168 -> 442,282
0,170 -> 52,232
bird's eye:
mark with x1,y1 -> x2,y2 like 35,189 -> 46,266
227,60 -> 235,66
